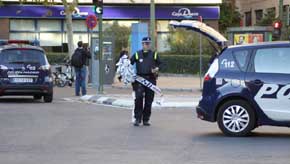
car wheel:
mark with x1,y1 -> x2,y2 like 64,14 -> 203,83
43,94 -> 53,103
57,73 -> 68,87
217,100 -> 256,137
56,80 -> 65,87
33,95 -> 42,100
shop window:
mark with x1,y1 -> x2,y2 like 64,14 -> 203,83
63,33 -> 89,48
38,20 -> 61,32
64,20 -> 87,32
10,33 -> 36,40
39,33 -> 62,46
10,19 -> 35,31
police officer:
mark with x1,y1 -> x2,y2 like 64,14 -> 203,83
130,37 -> 161,126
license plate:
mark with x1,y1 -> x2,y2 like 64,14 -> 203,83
12,78 -> 33,83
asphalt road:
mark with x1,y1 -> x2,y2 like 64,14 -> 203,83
0,88 -> 289,164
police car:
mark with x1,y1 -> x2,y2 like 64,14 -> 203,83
170,21 -> 290,136
0,40 -> 53,102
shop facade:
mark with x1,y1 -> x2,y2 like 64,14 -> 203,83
0,4 -> 220,52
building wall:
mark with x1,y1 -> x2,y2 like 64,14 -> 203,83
1,0 -> 222,4
0,19 -> 9,39
0,2 -> 221,52
236,0 -> 290,26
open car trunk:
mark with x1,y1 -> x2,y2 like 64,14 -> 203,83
169,20 -> 228,52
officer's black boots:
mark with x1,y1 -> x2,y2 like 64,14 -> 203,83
143,121 -> 151,126
133,120 -> 151,126
133,120 -> 141,126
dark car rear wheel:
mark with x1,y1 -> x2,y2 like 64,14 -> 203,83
43,94 -> 53,103
33,95 -> 42,100
217,100 -> 256,137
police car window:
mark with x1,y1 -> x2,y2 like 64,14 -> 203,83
0,49 -> 46,65
254,48 -> 290,74
219,49 -> 239,71
233,50 -> 249,71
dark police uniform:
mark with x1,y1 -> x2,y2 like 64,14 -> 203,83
130,46 -> 161,126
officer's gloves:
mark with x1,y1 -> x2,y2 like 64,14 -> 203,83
151,67 -> 159,74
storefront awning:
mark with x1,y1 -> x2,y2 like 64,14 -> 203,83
0,5 -> 219,20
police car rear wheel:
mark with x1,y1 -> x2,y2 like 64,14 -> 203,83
217,100 -> 256,137
33,95 -> 42,100
43,94 -> 53,103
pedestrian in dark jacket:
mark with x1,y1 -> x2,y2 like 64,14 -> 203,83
74,41 -> 91,96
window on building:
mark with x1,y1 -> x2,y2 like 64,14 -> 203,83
266,7 -> 276,16
245,11 -> 252,26
283,5 -> 289,23
63,33 -> 89,49
255,10 -> 263,24
9,33 -> 36,40
39,33 -> 62,46
64,20 -> 87,32
38,20 -> 61,32
10,19 -> 35,31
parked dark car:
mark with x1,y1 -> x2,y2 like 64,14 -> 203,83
0,40 -> 53,102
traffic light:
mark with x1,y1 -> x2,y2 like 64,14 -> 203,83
273,20 -> 282,38
93,0 -> 103,15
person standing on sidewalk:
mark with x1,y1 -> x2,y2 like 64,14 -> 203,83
130,37 -> 161,126
71,41 -> 91,96
83,43 -> 92,85
117,47 -> 129,82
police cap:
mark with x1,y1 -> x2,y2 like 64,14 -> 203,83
142,37 -> 151,43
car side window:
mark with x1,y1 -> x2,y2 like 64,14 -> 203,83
219,49 -> 240,71
254,48 -> 290,74
233,50 -> 250,72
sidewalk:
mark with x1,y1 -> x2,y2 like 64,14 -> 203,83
65,75 -> 203,109
112,75 -> 203,92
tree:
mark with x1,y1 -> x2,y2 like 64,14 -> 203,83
104,21 -> 131,60
167,27 -> 215,56
219,0 -> 241,33
62,0 -> 78,57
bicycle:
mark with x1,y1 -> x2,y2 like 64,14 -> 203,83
52,63 -> 74,87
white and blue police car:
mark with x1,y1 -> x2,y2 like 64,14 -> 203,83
0,40 -> 53,102
170,20 -> 290,136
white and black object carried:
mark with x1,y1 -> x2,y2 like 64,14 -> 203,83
116,56 -> 164,122
116,55 -> 163,97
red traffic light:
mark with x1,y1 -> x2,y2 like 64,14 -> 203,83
273,21 -> 282,29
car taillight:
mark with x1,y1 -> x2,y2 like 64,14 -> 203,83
8,40 -> 30,44
39,65 -> 50,70
204,58 -> 219,82
204,74 -> 212,81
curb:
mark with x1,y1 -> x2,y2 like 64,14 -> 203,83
111,85 -> 200,92
78,95 -> 199,109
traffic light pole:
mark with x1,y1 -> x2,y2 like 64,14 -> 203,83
150,0 -> 155,50
93,0 -> 104,94
98,13 -> 103,94
279,0 -> 283,40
